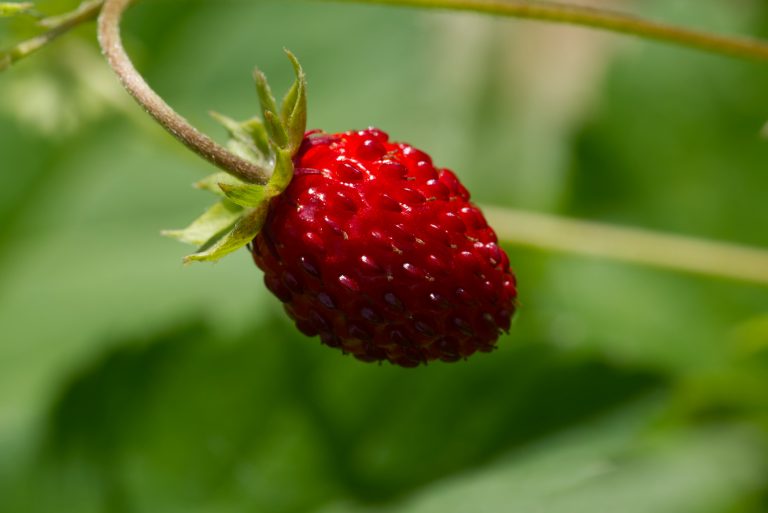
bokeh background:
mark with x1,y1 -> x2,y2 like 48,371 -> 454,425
2,0 -> 768,511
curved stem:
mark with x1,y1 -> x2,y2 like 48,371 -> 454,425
97,0 -> 270,184
5,0 -> 768,182
330,0 -> 768,62
485,206 -> 768,287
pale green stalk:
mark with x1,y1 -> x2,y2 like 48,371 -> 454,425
326,0 -> 768,61
484,207 -> 768,286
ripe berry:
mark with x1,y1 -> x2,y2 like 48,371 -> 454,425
250,128 -> 517,367
167,53 -> 517,367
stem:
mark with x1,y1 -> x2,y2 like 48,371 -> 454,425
3,0 -> 768,180
328,0 -> 768,62
3,0 -> 768,285
97,0 -> 270,184
485,206 -> 768,286
0,0 -> 103,71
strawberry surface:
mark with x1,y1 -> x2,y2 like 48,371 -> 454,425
251,128 -> 516,367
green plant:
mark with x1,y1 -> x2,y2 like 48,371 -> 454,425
2,1 -> 768,511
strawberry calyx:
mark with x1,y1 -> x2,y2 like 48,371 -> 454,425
163,50 -> 307,263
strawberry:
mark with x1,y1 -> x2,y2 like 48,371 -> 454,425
251,129 -> 516,366
166,52 -> 516,367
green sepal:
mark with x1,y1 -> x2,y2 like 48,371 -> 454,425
241,118 -> 272,157
209,111 -> 256,149
0,2 -> 34,17
254,68 -> 287,147
218,182 -> 269,208
268,145 -> 295,192
183,203 -> 270,263
210,111 -> 271,169
162,200 -> 243,246
194,171 -> 270,208
263,110 -> 288,149
194,172 -> 240,196
253,68 -> 279,116
281,50 -> 307,153
172,50 -> 308,264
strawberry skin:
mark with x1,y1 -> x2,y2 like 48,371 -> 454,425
251,128 -> 516,367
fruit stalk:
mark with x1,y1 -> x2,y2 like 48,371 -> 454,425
326,0 -> 768,62
97,0 -> 270,184
485,207 -> 768,287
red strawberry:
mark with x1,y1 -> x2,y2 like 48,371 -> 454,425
167,52 -> 516,367
250,128 -> 516,367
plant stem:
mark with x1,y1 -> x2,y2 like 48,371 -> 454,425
4,0 -> 768,285
0,0 -> 103,71
485,206 -> 768,286
328,0 -> 768,62
97,0 -> 271,184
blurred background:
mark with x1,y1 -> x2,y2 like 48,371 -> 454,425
2,0 -> 768,511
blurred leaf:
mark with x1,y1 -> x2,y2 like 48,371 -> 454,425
732,315 -> 768,359
1,320 -> 342,513
303,342 -> 662,500
317,416 -> 765,513
0,2 -> 33,17
0,41 -> 124,135
0,316 -> 665,513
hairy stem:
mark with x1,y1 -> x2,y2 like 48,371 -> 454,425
97,0 -> 270,184
328,0 -> 768,61
485,206 -> 768,286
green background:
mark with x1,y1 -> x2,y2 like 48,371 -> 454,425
2,1 -> 768,511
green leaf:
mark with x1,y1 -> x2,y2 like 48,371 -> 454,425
281,50 -> 308,153
0,2 -> 33,17
184,203 -> 269,263
218,182 -> 269,208
161,200 -> 242,247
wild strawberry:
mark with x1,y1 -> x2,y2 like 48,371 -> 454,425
166,52 -> 516,367
251,129 -> 516,366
